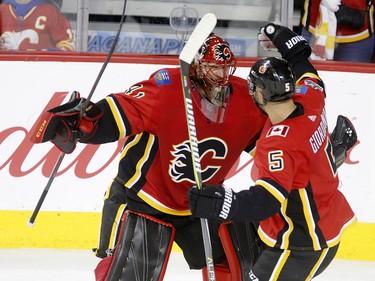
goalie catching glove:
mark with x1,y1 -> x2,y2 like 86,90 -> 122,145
187,184 -> 238,222
258,23 -> 311,60
30,91 -> 103,154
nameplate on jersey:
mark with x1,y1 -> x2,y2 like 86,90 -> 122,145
266,125 -> 289,138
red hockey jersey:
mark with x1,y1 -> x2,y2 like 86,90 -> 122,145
90,67 -> 267,215
0,3 -> 75,51
254,74 -> 356,251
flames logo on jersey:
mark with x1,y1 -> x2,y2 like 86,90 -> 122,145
169,138 -> 227,183
2,30 -> 39,50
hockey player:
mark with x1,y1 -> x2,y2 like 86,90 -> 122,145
30,34 -> 267,280
0,0 -> 75,51
188,23 -> 357,280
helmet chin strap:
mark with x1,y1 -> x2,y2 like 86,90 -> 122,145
253,91 -> 268,112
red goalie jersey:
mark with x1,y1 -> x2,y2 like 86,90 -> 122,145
88,67 -> 267,215
0,3 -> 75,51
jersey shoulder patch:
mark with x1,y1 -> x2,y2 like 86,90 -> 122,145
295,85 -> 308,95
266,125 -> 290,138
304,79 -> 323,92
153,69 -> 172,87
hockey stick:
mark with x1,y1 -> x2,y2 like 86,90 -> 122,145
27,0 -> 128,227
179,13 -> 217,281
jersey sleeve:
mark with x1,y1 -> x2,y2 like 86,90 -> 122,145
89,69 -> 175,143
285,48 -> 326,114
294,75 -> 326,114
107,79 -> 161,135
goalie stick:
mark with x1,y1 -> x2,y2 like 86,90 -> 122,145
179,13 -> 217,281
27,0 -> 128,227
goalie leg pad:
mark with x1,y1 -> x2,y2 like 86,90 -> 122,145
201,221 -> 263,281
223,221 -> 263,278
93,179 -> 127,258
95,210 -> 175,281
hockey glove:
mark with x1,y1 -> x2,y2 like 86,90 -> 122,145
330,115 -> 357,168
30,92 -> 103,154
259,23 -> 311,60
187,184 -> 237,222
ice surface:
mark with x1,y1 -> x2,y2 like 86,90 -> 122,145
0,249 -> 374,281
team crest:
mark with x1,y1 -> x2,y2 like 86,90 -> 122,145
169,138 -> 227,183
212,43 -> 232,61
258,65 -> 267,74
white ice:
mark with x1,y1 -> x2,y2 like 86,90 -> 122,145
0,249 -> 374,281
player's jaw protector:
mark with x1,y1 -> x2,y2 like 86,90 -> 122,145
189,34 -> 236,123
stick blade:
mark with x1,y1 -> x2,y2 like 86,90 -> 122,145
179,13 -> 217,64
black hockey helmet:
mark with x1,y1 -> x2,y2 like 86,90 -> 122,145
247,57 -> 295,103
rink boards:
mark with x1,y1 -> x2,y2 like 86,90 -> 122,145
0,54 -> 374,261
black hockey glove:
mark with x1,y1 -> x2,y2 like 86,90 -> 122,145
258,23 -> 311,60
187,184 -> 237,222
30,91 -> 103,154
330,115 -> 357,168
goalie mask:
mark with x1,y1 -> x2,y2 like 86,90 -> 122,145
189,34 -> 236,123
247,57 -> 295,107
